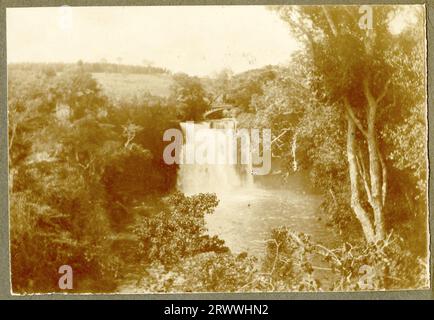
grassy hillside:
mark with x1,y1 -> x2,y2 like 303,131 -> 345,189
92,72 -> 174,100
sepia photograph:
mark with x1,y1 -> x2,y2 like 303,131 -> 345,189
6,4 -> 429,294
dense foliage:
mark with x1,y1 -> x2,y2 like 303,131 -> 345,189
9,65 -> 179,292
8,5 -> 428,293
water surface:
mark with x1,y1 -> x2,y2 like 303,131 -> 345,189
205,187 -> 335,256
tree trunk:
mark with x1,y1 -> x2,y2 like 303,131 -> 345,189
346,115 -> 376,243
344,79 -> 387,243
292,132 -> 298,172
363,79 -> 386,241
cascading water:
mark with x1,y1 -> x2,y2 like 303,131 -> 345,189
178,118 -> 254,195
176,119 -> 327,257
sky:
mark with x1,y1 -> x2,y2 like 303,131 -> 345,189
7,6 -> 300,76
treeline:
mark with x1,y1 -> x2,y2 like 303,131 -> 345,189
8,61 -> 170,75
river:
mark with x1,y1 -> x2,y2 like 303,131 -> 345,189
178,119 -> 337,256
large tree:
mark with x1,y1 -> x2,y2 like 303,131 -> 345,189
274,5 -> 426,243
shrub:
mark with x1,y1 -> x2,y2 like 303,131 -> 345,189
259,226 -> 429,292
132,192 -> 228,267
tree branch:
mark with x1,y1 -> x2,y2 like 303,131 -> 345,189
271,128 -> 291,144
322,6 -> 338,37
375,78 -> 392,104
280,10 -> 315,53
344,97 -> 368,138
377,145 -> 387,207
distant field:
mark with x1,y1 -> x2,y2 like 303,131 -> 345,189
92,72 -> 174,100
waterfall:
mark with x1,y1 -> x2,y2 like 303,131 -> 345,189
178,119 -> 254,195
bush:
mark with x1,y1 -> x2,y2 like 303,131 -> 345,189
10,168 -> 120,293
135,252 -> 257,293
132,192 -> 228,267
259,226 -> 429,292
